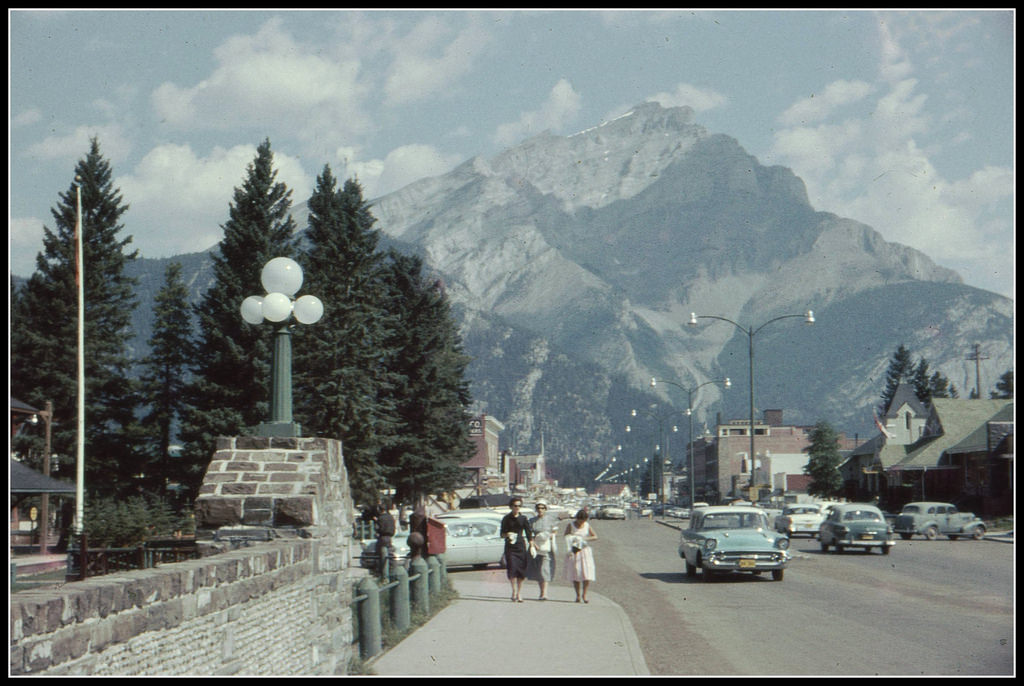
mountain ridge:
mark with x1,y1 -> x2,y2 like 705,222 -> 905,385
18,102 -> 1009,470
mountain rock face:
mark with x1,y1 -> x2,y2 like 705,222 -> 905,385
369,102 -> 1010,454
119,102 -> 1012,473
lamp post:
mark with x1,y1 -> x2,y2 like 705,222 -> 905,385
30,401 -> 54,553
650,377 -> 730,507
688,310 -> 813,498
628,407 -> 682,503
241,257 -> 324,437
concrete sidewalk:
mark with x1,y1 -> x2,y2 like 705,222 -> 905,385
370,573 -> 649,676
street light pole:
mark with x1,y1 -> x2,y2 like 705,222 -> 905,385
630,407 -> 683,503
651,377 -> 730,507
241,257 -> 325,437
688,310 -> 813,499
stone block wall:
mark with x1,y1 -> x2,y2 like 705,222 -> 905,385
10,436 -> 365,676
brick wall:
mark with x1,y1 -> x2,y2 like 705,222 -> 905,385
10,436 -> 365,676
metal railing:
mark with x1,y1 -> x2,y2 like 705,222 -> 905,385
65,535 -> 200,581
352,554 -> 448,659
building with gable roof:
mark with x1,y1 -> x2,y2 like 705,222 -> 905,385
841,383 -> 1013,515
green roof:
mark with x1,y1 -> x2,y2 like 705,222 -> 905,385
889,399 -> 1012,469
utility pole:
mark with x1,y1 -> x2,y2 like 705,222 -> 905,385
966,344 -> 989,398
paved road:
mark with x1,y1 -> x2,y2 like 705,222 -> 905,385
586,518 -> 1014,676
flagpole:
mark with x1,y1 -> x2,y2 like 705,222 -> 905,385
75,177 -> 85,535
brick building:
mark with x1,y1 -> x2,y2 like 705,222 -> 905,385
691,409 -> 858,504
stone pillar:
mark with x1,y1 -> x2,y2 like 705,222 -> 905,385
195,436 -> 351,536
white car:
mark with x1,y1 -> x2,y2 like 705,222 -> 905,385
774,504 -> 826,538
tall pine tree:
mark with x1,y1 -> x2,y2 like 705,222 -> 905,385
138,262 -> 196,500
991,371 -> 1013,399
179,140 -> 297,497
294,170 -> 398,503
804,420 -> 844,499
11,138 -> 140,497
880,344 -> 914,414
378,250 -> 475,505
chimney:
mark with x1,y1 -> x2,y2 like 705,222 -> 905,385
764,409 -> 783,427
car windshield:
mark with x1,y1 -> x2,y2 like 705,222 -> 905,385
842,510 -> 883,522
699,512 -> 767,530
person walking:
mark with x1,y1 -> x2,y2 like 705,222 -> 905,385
375,498 -> 397,578
527,501 -> 559,600
500,497 -> 533,602
563,509 -> 598,603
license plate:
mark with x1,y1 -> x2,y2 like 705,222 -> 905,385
739,559 -> 756,568
859,534 -> 875,540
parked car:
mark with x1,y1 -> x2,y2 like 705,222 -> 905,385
891,502 -> 986,540
359,532 -> 411,572
774,504 -> 826,538
596,505 -> 627,520
678,506 -> 790,581
819,503 -> 895,554
440,517 -> 506,569
361,516 -> 508,571
666,507 -> 690,519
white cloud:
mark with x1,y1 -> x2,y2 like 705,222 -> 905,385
373,144 -> 464,198
494,79 -> 582,147
9,216 -> 48,277
777,80 -> 873,127
151,18 -> 371,149
115,143 -> 313,260
769,68 -> 1013,296
648,83 -> 728,113
383,16 -> 491,106
11,108 -> 41,127
332,143 -> 463,199
22,123 -> 132,165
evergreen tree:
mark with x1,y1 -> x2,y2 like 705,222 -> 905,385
880,344 -> 914,414
911,359 -> 932,404
379,250 -> 475,505
991,370 -> 1013,399
11,137 -> 140,496
138,262 -> 196,500
179,139 -> 297,497
928,371 -> 958,399
804,420 -> 844,499
294,171 -> 398,503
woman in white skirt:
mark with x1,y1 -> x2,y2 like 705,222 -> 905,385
528,502 -> 559,600
563,509 -> 598,603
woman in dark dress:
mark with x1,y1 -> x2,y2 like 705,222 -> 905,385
500,497 -> 533,602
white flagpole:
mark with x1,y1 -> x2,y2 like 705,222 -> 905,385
75,177 -> 85,535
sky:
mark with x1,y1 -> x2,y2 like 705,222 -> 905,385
9,9 -> 1015,298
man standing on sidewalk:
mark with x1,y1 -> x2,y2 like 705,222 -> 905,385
376,499 -> 397,578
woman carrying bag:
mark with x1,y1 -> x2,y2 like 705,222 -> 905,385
527,501 -> 559,600
563,509 -> 598,603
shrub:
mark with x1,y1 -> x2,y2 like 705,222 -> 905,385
82,495 -> 189,547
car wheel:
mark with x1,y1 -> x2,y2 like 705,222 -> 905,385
923,525 -> 939,540
899,533 -> 913,540
820,539 -> 830,552
685,559 -> 697,578
881,545 -> 891,555
971,526 -> 986,540
835,544 -> 845,554
771,569 -> 784,581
